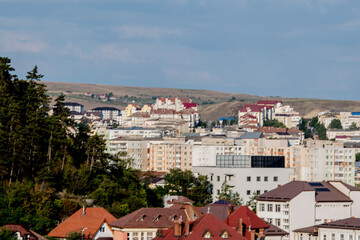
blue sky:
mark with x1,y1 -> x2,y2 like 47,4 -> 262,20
1,0 -> 360,100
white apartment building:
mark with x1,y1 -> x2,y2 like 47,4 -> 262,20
193,160 -> 294,203
64,102 -> 84,113
92,107 -> 122,120
97,127 -> 163,140
256,181 -> 360,240
274,105 -> 302,129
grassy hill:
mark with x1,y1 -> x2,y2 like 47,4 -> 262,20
44,81 -> 360,121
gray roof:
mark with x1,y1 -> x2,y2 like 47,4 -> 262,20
238,132 -> 263,139
317,218 -> 360,230
257,181 -> 353,203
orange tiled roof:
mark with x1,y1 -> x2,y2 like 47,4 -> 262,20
48,207 -> 116,239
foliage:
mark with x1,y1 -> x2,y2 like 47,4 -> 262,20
246,192 -> 259,213
349,122 -> 358,130
263,119 -> 286,128
164,169 -> 212,206
328,119 -> 342,129
356,153 -> 360,162
0,57 -> 162,234
0,227 -> 17,240
66,231 -> 82,240
297,118 -> 313,139
217,181 -> 243,206
309,117 -> 327,140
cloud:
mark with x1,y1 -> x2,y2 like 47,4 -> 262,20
112,25 -> 182,40
0,30 -> 48,53
334,20 -> 360,31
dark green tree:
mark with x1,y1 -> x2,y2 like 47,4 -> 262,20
263,119 -> 286,128
217,181 -> 243,205
328,119 -> 342,129
349,122 -> 358,130
246,192 -> 259,213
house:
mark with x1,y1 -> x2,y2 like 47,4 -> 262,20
152,213 -> 248,240
256,181 -> 360,240
110,205 -> 201,240
0,224 -> 45,240
48,207 -> 116,240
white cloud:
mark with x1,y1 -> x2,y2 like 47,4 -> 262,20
112,25 -> 182,39
0,30 -> 48,53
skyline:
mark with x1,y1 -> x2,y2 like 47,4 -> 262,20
1,0 -> 360,100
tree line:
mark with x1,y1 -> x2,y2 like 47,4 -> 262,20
0,57 -> 212,235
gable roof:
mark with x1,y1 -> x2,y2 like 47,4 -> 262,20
199,204 -> 240,221
153,214 -> 247,240
48,207 -> 116,239
238,132 -> 263,139
1,224 -> 38,240
317,218 -> 360,230
225,206 -> 268,229
256,181 -> 352,203
264,222 -> 288,236
110,208 -> 187,229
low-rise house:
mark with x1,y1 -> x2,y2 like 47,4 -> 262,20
0,224 -> 44,240
110,205 -> 200,240
48,207 -> 116,240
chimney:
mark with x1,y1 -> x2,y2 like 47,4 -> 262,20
82,205 -> 86,216
228,204 -> 235,216
251,230 -> 255,240
277,184 -> 281,188
174,220 -> 182,237
184,220 -> 190,236
237,218 -> 243,235
259,228 -> 265,238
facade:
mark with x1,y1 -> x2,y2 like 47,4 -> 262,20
256,181 -> 360,240
192,145 -> 245,167
92,107 -> 122,120
148,138 -> 193,172
64,102 -> 84,113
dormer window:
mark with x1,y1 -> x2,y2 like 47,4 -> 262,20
153,215 -> 161,221
219,230 -> 230,239
137,214 -> 146,221
202,230 -> 213,239
169,215 -> 177,221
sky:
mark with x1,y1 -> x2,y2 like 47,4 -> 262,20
1,0 -> 360,100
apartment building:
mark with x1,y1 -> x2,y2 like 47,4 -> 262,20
148,138 -> 193,172
256,181 -> 360,240
192,156 -> 294,202
64,102 -> 84,113
192,144 -> 245,166
274,105 -> 302,129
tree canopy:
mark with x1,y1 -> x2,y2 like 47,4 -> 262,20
328,119 -> 342,129
263,119 -> 286,128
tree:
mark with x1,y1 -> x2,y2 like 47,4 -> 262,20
309,117 -> 319,127
328,119 -> 342,129
349,122 -> 358,130
0,227 -> 17,240
263,119 -> 286,128
356,153 -> 360,162
316,123 -> 327,140
298,118 -> 313,139
246,192 -> 259,213
217,181 -> 243,205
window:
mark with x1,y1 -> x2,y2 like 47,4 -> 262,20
99,227 -> 105,232
331,234 -> 335,240
220,230 -> 229,239
264,176 -> 268,182
275,218 -> 281,227
217,176 -> 220,182
204,231 -> 212,239
349,235 -> 353,240
341,234 -> 344,240
275,204 -> 281,212
300,234 -> 303,240
257,176 -> 261,182
256,190 -> 261,195
274,176 -> 278,182
247,176 -> 251,182
247,190 -> 251,195
259,203 -> 265,212
323,234 -> 327,240
267,204 -> 273,212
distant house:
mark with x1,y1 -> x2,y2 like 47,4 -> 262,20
48,207 -> 116,240
92,107 -> 121,120
0,224 -> 46,240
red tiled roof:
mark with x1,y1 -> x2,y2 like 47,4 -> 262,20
178,97 -> 192,103
2,224 -> 37,240
153,214 -> 247,240
183,103 -> 197,109
159,98 -> 166,103
225,206 -> 268,231
131,104 -> 140,109
264,222 -> 288,236
48,207 -> 116,239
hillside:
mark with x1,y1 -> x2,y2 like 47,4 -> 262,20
44,81 -> 360,121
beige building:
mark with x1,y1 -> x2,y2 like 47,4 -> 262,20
148,137 -> 193,172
